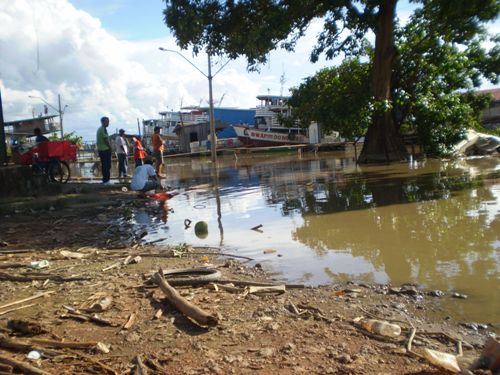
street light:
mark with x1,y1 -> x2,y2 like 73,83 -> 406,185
158,47 -> 230,163
28,94 -> 67,139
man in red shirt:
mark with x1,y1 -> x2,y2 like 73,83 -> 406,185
132,136 -> 146,168
151,126 -> 165,178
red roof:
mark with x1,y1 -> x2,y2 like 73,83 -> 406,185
477,88 -> 500,101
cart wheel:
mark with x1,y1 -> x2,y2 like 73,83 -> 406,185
49,161 -> 71,184
59,161 -> 71,184
48,160 -> 63,183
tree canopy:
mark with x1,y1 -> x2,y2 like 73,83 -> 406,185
287,11 -> 499,156
163,0 -> 500,162
287,59 -> 371,142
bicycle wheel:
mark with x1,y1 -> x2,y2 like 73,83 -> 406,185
48,160 -> 63,183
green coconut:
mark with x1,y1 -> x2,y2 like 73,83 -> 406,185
194,221 -> 208,239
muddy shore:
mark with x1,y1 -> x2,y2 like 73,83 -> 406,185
0,186 -> 497,374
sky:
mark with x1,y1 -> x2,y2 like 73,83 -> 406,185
0,0 -> 498,141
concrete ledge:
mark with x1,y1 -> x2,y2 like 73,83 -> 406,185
0,165 -> 50,197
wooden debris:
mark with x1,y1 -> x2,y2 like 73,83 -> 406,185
0,335 -> 60,357
60,250 -> 88,259
407,327 -> 417,352
152,269 -> 219,327
30,338 -> 99,349
248,285 -> 286,295
287,302 -> 301,315
186,251 -> 254,261
0,291 -> 54,311
61,305 -> 118,327
123,313 -> 136,330
124,256 -> 142,265
95,342 -> 110,354
102,262 -> 121,271
0,303 -> 37,317
0,249 -> 35,255
0,363 -> 13,372
134,355 -> 148,375
210,283 -> 245,294
7,319 -> 47,336
0,262 -> 26,269
66,349 -> 118,375
0,272 -> 89,282
0,353 -> 52,375
84,296 -> 112,313
153,309 -> 163,320
144,357 -> 167,373
217,279 -> 305,289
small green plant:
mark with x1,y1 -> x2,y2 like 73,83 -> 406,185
122,207 -> 133,220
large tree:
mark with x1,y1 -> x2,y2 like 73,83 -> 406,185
288,11 -> 499,157
163,0 -> 499,163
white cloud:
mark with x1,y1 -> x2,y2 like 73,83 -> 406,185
0,0 -> 262,140
0,0 -> 345,142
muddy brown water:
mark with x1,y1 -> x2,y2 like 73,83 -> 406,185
76,152 -> 499,325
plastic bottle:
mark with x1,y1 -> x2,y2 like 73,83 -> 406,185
423,348 -> 460,373
29,260 -> 49,269
359,319 -> 401,338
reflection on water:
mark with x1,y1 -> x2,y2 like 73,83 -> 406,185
136,152 -> 500,324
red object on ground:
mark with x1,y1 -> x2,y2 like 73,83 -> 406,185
145,191 -> 177,201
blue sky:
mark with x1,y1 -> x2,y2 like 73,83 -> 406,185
70,0 -> 169,40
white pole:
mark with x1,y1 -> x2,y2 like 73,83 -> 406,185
207,54 -> 217,163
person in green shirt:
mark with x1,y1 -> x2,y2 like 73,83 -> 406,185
96,117 -> 112,184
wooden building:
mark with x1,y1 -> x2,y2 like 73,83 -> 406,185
4,115 -> 59,138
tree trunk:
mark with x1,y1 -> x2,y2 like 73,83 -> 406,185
358,0 -> 408,163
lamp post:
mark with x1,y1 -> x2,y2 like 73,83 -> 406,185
28,94 -> 67,139
158,47 -> 229,163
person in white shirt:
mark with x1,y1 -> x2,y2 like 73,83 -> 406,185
115,129 -> 129,178
130,159 -> 162,192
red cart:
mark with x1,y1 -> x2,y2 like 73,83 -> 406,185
18,141 -> 77,184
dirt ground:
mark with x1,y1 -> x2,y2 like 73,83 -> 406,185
0,186 -> 497,374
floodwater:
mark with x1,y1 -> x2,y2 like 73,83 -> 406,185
87,152 -> 500,325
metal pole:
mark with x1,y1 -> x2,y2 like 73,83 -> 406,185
0,88 -> 7,165
58,94 -> 63,139
207,54 -> 217,163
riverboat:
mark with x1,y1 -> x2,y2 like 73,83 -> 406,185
233,125 -> 308,146
234,94 -> 309,146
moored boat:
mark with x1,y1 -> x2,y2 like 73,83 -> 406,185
234,125 -> 308,146
234,94 -> 309,146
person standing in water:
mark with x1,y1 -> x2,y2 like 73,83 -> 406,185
132,136 -> 146,168
96,117 -> 112,184
115,129 -> 129,178
151,126 -> 165,178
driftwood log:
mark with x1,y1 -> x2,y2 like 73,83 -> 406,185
0,353 -> 52,375
29,338 -> 98,349
0,335 -> 61,357
134,355 -> 148,375
152,270 -> 218,327
0,272 -> 89,282
0,291 -> 54,311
